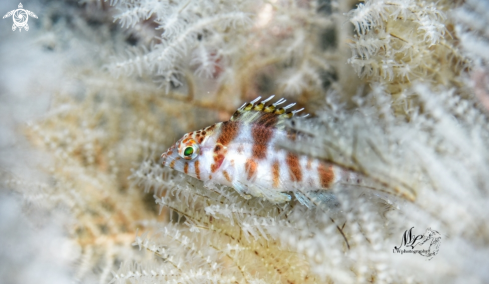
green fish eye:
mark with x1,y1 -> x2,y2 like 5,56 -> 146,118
184,147 -> 194,156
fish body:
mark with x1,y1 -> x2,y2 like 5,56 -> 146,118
161,96 -> 344,204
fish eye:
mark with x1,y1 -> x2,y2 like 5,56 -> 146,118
184,147 -> 193,156
179,140 -> 199,160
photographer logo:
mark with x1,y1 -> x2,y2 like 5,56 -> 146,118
393,227 -> 441,260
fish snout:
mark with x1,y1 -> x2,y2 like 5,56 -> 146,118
160,143 -> 178,167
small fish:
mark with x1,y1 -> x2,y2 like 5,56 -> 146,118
161,96 -> 354,205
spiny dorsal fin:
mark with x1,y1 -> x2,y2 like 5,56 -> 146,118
230,95 -> 308,128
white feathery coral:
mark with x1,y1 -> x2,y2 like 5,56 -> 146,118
2,0 -> 489,283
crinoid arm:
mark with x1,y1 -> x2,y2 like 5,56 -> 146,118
25,23 -> 29,31
3,10 -> 14,19
12,23 -> 16,31
26,10 -> 38,18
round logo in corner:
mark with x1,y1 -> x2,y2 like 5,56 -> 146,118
3,3 -> 38,32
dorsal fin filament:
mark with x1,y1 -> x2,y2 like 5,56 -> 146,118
252,95 -> 277,111
253,103 -> 265,111
283,103 -> 296,110
292,108 -> 304,115
231,96 -> 308,122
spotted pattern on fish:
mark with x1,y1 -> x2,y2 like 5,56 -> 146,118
286,153 -> 302,182
217,121 -> 239,146
223,170 -> 232,183
245,158 -> 258,181
251,124 -> 273,160
318,163 -> 335,188
272,161 -> 280,188
160,96 -> 346,204
194,160 -> 201,180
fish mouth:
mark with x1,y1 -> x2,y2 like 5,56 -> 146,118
160,143 -> 179,167
159,153 -> 167,166
160,150 -> 179,168
160,152 -> 172,167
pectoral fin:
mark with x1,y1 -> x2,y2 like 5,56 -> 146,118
294,190 -> 340,208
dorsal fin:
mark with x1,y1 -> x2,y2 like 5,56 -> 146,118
230,96 -> 307,129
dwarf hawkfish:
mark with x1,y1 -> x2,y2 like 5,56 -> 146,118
160,96 -> 358,206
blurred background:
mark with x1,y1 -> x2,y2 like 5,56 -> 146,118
1,0 -> 489,283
